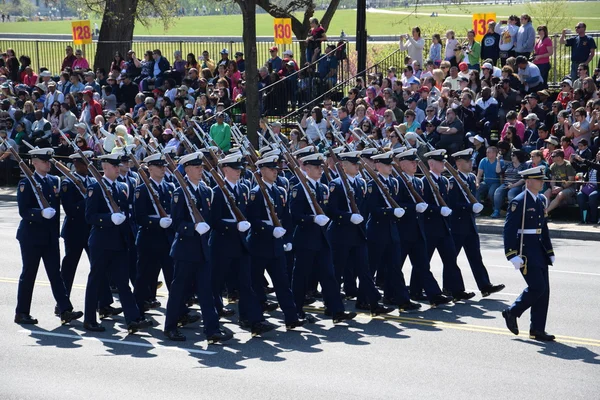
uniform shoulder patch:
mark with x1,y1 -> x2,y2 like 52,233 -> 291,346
135,189 -> 140,199
88,187 -> 94,197
19,183 -> 25,192
250,191 -> 256,201
329,182 -> 335,192
368,184 -> 373,193
173,193 -> 179,203
510,201 -> 517,212
63,185 -> 68,193
292,188 -> 298,198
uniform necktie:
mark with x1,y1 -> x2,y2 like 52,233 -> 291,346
111,182 -> 118,196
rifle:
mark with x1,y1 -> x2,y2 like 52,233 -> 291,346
0,138 -> 50,208
123,147 -> 168,219
164,152 -> 205,224
59,130 -> 121,213
358,158 -> 401,209
241,151 -> 283,228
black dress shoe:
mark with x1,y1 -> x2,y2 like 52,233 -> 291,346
410,291 -> 428,301
164,329 -> 186,341
382,297 -> 397,305
502,309 -> 519,335
186,295 -> 199,307
238,319 -> 252,329
218,308 -> 236,318
355,302 -> 371,311
127,318 -> 152,334
148,299 -> 161,309
398,301 -> 422,312
61,310 -> 83,325
529,330 -> 555,341
83,321 -> 105,332
286,319 -> 307,331
481,284 -> 506,297
14,313 -> 38,325
333,311 -> 357,323
54,306 -> 60,316
370,304 -> 394,316
430,294 -> 453,307
251,321 -> 276,337
177,313 -> 201,327
262,302 -> 279,312
207,329 -> 233,344
452,291 -> 476,302
98,306 -> 123,320
303,314 -> 318,324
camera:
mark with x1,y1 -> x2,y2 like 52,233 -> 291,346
521,100 -> 527,105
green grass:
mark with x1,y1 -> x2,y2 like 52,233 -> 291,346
0,3 -> 598,37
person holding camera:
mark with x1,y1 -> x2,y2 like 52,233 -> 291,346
463,30 -> 482,71
399,26 -> 425,66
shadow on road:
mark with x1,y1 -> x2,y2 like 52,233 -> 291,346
515,338 -> 600,364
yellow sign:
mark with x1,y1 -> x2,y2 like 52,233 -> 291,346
71,20 -> 92,45
472,13 -> 496,42
273,18 -> 292,45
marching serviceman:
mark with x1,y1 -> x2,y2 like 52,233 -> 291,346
15,147 -> 83,326
163,151 -> 232,343
60,151 -> 119,320
502,166 -> 556,341
117,152 -> 139,284
394,148 -> 453,307
246,155 -> 307,331
448,148 -> 505,297
290,153 -> 357,323
209,153 -> 275,337
327,150 -> 393,315
83,152 -> 151,333
133,153 -> 175,316
417,149 -> 475,302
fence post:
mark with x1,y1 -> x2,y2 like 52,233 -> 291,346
35,40 -> 40,72
552,35 -> 558,85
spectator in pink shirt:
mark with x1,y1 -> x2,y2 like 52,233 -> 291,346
22,66 -> 38,87
72,49 -> 90,70
501,110 -> 525,141
560,136 -> 575,160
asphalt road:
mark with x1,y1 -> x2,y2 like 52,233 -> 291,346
0,201 -> 598,400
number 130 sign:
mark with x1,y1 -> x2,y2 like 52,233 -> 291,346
274,18 -> 292,45
71,20 -> 92,45
472,13 -> 496,42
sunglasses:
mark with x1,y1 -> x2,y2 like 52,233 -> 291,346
426,110 -> 434,113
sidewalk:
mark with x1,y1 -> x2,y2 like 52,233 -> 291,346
0,187 -> 17,202
476,216 -> 600,242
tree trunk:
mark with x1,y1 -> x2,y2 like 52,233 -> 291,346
236,0 -> 259,148
93,0 -> 139,72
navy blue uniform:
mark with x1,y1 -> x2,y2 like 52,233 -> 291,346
504,191 -> 554,332
395,174 -> 444,301
117,174 -> 138,282
163,181 -> 220,336
209,181 -> 263,325
246,183 -> 300,324
364,175 -> 410,304
417,174 -> 466,293
133,179 -> 175,313
84,178 -> 141,325
326,176 -> 381,305
447,172 -> 492,290
290,181 -> 345,318
16,174 -> 73,315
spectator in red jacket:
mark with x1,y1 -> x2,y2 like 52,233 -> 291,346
80,90 -> 102,125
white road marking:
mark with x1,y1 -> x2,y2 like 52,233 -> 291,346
19,329 -> 217,355
489,264 -> 600,277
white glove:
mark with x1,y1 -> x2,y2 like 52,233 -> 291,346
195,222 -> 210,235
393,208 -> 405,218
159,217 -> 172,229
273,227 -> 287,239
41,207 -> 56,219
472,202 -> 484,214
510,256 -> 524,270
550,256 -> 555,264
416,202 -> 428,213
314,214 -> 330,226
440,206 -> 453,217
237,221 -> 251,232
350,213 -> 364,224
111,213 -> 126,226
284,243 -> 293,252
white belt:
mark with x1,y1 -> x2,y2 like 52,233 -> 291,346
222,219 -> 236,223
517,229 -> 542,234
262,220 -> 273,226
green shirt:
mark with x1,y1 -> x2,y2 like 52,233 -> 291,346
467,41 -> 481,66
209,122 -> 231,152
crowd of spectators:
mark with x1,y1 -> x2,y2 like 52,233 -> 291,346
0,17 -> 599,223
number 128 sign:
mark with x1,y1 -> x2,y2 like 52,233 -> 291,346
273,18 -> 292,45
472,13 -> 496,42
71,20 -> 92,45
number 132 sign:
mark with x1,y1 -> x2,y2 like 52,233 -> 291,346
274,18 -> 292,45
71,20 -> 92,45
472,13 -> 496,42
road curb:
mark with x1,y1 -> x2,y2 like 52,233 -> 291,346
477,223 -> 600,242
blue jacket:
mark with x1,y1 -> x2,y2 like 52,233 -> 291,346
447,172 -> 478,236
394,173 -> 426,242
246,183 -> 292,258
421,174 -> 451,238
290,181 -> 330,251
209,181 -> 251,257
16,174 -> 61,246
134,179 -> 175,250
60,174 -> 95,246
85,178 -> 132,251
326,176 -> 367,246
169,181 -> 212,262
515,22 -> 535,53
364,175 -> 400,244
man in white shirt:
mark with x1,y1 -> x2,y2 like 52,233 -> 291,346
43,82 -> 64,113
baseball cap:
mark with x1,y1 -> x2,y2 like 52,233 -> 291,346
269,46 -> 278,52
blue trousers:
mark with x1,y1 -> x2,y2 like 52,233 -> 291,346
332,242 -> 381,305
17,241 -> 72,315
477,181 -> 500,204
368,240 -> 410,304
577,190 -> 599,223
453,231 -> 492,290
424,235 -> 466,293
85,247 -> 140,324
402,238 -> 443,300
164,259 -> 219,335
293,247 -> 344,318
509,253 -> 550,332
134,242 -> 174,314
494,184 -> 524,212
252,254 -> 299,324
